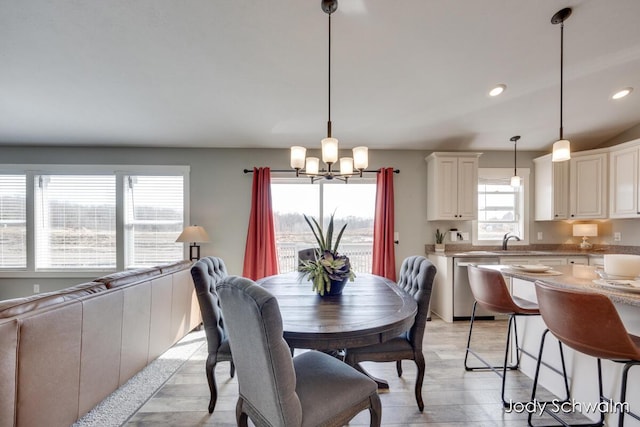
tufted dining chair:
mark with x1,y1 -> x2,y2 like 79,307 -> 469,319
297,248 -> 317,271
190,256 -> 234,414
344,256 -> 436,411
217,275 -> 382,427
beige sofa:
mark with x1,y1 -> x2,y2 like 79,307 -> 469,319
0,260 -> 201,427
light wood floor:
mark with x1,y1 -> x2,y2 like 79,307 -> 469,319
125,318 -> 575,426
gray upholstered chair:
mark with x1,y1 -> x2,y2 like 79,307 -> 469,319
297,248 -> 316,271
216,275 -> 382,427
344,256 -> 436,412
190,256 -> 234,414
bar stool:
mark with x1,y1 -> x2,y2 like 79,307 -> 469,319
532,281 -> 640,427
465,266 -> 570,408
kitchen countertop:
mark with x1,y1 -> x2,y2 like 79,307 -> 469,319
425,243 -> 640,258
481,264 -> 640,308
435,250 -> 604,258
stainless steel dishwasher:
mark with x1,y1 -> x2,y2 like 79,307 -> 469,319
453,257 -> 498,320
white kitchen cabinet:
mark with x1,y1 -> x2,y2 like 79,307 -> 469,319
426,152 -> 481,220
427,254 -> 453,322
569,151 -> 608,219
609,141 -> 640,218
566,256 -> 589,265
533,154 -> 569,221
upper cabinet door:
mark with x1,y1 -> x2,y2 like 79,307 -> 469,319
426,153 -> 481,221
609,146 -> 639,218
533,154 -> 568,221
456,157 -> 479,220
569,152 -> 608,219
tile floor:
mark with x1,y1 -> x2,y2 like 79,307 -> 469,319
125,318 -> 586,426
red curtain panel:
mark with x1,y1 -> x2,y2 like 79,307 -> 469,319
242,167 -> 279,280
372,167 -> 396,281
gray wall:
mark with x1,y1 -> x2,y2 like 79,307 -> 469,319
1,143 -> 639,299
597,123 -> 640,148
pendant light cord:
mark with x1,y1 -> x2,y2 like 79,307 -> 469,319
514,139 -> 517,176
559,21 -> 564,140
327,11 -> 332,138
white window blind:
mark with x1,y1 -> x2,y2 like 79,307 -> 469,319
124,175 -> 184,268
35,175 -> 116,269
0,174 -> 27,268
477,171 -> 524,241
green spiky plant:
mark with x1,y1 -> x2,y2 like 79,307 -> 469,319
299,212 -> 355,296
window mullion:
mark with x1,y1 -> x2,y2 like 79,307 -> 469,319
115,172 -> 125,271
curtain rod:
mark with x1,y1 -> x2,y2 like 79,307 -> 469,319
243,168 -> 400,174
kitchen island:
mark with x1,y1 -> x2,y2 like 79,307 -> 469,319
479,264 -> 640,426
427,248 -> 606,322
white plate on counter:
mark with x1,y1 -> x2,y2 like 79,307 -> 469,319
509,264 -> 552,273
593,279 -> 640,293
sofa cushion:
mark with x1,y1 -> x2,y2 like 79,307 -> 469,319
96,267 -> 161,289
158,259 -> 193,275
0,319 -> 18,427
78,290 -> 124,417
15,300 -> 83,427
0,282 -> 106,319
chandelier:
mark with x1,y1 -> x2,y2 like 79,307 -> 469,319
289,0 -> 369,182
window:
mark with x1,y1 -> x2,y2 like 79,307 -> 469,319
0,174 -> 26,269
0,165 -> 188,274
125,176 -> 184,268
271,179 -> 376,273
474,168 -> 529,244
35,175 -> 117,269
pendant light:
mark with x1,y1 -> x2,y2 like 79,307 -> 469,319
551,8 -> 572,162
288,0 -> 369,182
510,135 -> 521,187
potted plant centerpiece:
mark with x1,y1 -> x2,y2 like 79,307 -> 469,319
299,213 -> 355,296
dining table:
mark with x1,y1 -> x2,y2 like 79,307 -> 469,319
257,271 -> 417,388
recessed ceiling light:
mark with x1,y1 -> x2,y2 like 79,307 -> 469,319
612,87 -> 633,100
489,84 -> 506,97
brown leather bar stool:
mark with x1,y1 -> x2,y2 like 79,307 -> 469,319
531,281 -> 640,427
465,266 -> 569,408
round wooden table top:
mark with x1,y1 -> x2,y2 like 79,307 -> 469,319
257,272 -> 417,350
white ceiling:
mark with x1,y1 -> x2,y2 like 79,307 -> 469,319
1,0 -> 640,153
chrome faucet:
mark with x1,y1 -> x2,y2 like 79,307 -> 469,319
502,233 -> 521,250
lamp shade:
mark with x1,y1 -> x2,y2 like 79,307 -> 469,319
572,224 -> 597,237
353,146 -> 368,170
339,157 -> 353,175
321,137 -> 339,163
305,157 -> 320,175
290,146 -> 306,169
552,139 -> 571,162
176,225 -> 210,243
510,175 -> 521,187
